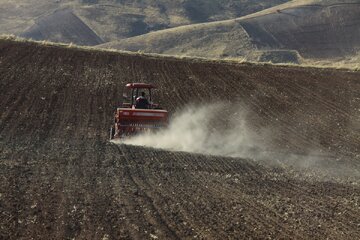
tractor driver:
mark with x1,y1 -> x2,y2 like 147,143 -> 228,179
135,91 -> 149,109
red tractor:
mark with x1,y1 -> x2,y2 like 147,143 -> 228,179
110,83 -> 168,140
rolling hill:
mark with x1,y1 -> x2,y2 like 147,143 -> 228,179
1,38 -> 359,239
0,0 -> 289,45
100,0 -> 360,66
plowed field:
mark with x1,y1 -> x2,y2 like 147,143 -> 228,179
0,40 -> 359,239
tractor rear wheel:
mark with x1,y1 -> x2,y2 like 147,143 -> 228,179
110,127 -> 115,140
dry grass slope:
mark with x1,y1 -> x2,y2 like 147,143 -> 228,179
3,34 -> 358,71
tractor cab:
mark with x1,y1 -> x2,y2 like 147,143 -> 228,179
121,83 -> 159,109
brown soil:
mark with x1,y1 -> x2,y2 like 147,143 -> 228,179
0,40 -> 359,239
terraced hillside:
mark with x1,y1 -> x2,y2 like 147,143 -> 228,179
102,0 -> 360,65
0,39 -> 359,239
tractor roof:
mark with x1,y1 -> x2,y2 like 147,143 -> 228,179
126,83 -> 156,89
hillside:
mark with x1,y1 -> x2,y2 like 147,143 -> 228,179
1,39 -> 359,239
0,0 -> 289,45
100,0 -> 360,66
20,9 -> 104,46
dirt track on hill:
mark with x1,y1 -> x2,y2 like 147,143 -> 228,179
0,40 -> 359,239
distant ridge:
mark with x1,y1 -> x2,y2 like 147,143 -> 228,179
0,0 -> 290,43
20,9 -> 104,46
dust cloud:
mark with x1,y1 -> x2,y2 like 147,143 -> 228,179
124,103 -> 262,159
119,103 -> 359,179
